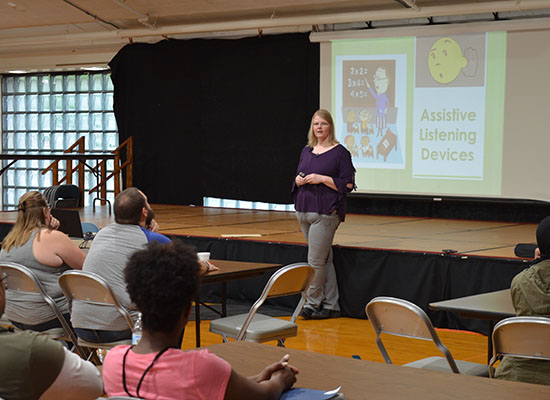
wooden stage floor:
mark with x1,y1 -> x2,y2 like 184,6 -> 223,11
0,203 -> 536,260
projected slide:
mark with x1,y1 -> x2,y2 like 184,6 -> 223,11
333,32 -> 506,197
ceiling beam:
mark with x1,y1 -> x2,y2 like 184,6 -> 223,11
1,0 -> 549,55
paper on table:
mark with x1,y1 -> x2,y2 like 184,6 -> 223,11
280,386 -> 343,399
220,233 -> 262,237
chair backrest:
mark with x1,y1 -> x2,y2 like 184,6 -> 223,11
365,296 -> 460,373
44,184 -> 81,208
489,316 -> 550,377
81,222 -> 99,234
58,270 -> 134,330
0,262 -> 85,356
235,263 -> 315,341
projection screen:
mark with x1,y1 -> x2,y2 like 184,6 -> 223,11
312,18 -> 550,202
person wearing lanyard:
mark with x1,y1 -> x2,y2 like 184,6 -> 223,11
292,109 -> 356,319
102,240 -> 298,399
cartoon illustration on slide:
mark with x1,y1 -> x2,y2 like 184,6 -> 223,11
344,135 -> 359,157
366,67 -> 390,137
338,58 -> 404,168
359,109 -> 372,135
346,110 -> 355,132
428,37 -> 478,84
377,128 -> 397,162
360,135 -> 370,157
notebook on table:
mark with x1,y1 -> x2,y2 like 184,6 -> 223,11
50,208 -> 84,239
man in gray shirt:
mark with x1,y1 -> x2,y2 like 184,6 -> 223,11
71,187 -> 173,343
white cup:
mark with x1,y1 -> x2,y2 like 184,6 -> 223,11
197,252 -> 210,262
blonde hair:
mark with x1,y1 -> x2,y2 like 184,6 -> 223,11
307,109 -> 339,147
2,191 -> 49,252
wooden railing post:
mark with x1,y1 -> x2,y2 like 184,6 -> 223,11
41,136 -> 133,210
88,137 -> 133,201
42,137 -> 86,206
125,137 -> 133,188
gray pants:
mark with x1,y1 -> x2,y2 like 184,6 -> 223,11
296,212 -> 341,311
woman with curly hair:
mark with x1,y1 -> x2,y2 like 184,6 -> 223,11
0,191 -> 86,331
103,240 -> 299,399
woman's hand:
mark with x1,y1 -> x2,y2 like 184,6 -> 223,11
304,173 -> 324,185
272,366 -> 297,392
225,356 -> 299,400
295,175 -> 306,186
48,215 -> 60,230
304,173 -> 337,191
250,354 -> 299,383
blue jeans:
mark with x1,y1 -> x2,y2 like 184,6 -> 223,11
75,327 -> 132,343
11,313 -> 71,332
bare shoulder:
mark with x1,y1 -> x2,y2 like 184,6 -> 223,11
37,228 -> 71,243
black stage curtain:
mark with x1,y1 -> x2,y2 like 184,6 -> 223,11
109,33 -> 319,205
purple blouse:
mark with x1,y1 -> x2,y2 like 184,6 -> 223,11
292,144 -> 355,221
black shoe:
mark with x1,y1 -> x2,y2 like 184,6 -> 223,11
299,307 -> 314,320
311,308 -> 341,319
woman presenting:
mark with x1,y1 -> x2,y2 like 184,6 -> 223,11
292,109 -> 355,319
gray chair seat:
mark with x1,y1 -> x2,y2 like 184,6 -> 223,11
210,313 -> 297,342
405,356 -> 489,376
77,337 -> 132,349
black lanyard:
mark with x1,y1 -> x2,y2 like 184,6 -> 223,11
122,345 -> 172,399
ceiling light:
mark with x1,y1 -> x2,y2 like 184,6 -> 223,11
80,66 -> 108,71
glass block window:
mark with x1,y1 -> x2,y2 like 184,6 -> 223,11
1,72 -> 118,209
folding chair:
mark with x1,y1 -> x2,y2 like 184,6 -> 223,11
366,296 -> 489,376
489,316 -> 550,378
58,270 -> 134,352
44,184 -> 81,208
0,262 -> 88,359
209,263 -> 315,347
81,222 -> 99,234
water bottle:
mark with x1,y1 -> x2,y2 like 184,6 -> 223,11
132,312 -> 142,345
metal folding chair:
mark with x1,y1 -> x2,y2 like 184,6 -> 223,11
58,270 -> 134,352
366,296 -> 489,376
209,263 -> 315,347
0,262 -> 88,358
489,316 -> 550,378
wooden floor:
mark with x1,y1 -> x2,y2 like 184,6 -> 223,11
0,203 -> 534,259
184,315 -> 488,366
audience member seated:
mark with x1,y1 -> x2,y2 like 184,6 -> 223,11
0,191 -> 86,332
0,271 -> 103,400
103,240 -> 298,399
71,187 -> 217,344
495,216 -> 550,385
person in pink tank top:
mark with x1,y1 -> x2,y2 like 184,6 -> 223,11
103,240 -> 299,399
